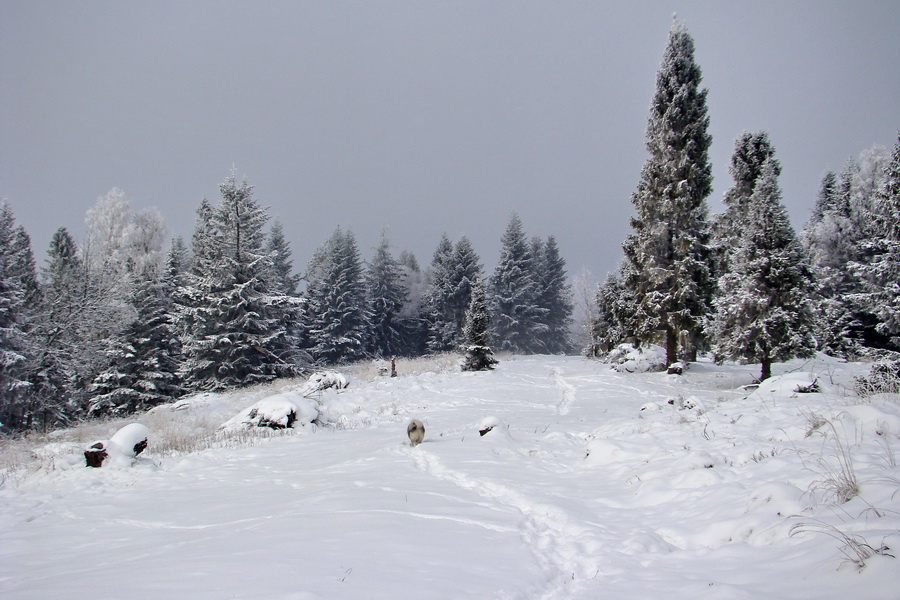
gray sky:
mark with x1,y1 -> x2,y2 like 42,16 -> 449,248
2,1 -> 898,284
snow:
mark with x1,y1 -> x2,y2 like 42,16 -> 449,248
220,393 -> 319,432
2,355 -> 899,599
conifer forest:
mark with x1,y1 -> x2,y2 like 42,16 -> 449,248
1,24 -> 898,433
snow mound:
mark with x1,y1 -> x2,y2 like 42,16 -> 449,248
300,371 -> 349,396
606,343 -> 666,373
746,482 -> 808,517
832,401 -> 900,439
478,416 -> 503,436
220,393 -> 319,432
754,372 -> 823,397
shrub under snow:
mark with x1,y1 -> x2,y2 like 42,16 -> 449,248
606,343 -> 667,373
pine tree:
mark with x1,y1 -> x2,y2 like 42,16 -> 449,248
715,132 -> 780,275
366,231 -> 409,358
448,236 -> 482,344
490,213 -> 544,353
425,234 -> 457,352
303,228 -> 369,364
851,133 -> 900,349
712,159 -> 816,381
535,236 -> 573,354
26,228 -> 85,427
461,276 -> 497,371
804,146 -> 893,354
396,250 -> 429,356
0,202 -> 31,429
622,22 -> 714,365
592,270 -> 634,355
267,220 -> 300,296
88,265 -> 183,416
181,173 -> 299,390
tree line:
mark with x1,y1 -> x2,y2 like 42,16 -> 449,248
2,22 -> 898,432
0,176 -> 573,431
590,23 -> 899,382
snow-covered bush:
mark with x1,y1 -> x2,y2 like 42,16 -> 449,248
855,359 -> 900,397
300,371 -> 349,396
605,343 -> 666,373
220,393 -> 318,432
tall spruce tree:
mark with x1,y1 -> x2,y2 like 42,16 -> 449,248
181,173 -> 298,390
490,213 -> 544,353
366,231 -> 409,358
712,159 -> 816,381
714,132 -> 780,275
28,228 -> 85,426
851,133 -> 900,348
425,234 -> 457,352
622,22 -> 714,365
448,236 -> 482,345
0,202 -> 31,429
535,236 -> 573,354
461,276 -> 497,371
303,228 -> 369,364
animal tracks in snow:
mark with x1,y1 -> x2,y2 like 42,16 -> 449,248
551,367 -> 576,416
402,445 -> 606,599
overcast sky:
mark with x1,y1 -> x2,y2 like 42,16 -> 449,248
2,1 -> 898,285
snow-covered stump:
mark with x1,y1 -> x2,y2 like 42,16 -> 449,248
84,423 -> 149,468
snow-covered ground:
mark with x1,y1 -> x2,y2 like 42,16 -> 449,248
2,354 -> 899,599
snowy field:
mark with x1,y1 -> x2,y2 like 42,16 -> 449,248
2,354 -> 899,600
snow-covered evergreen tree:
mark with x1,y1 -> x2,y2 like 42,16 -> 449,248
591,269 -> 636,355
267,219 -> 300,296
303,227 -> 369,364
461,276 -> 497,371
714,132 -> 780,276
712,159 -> 816,381
366,231 -> 409,358
25,228 -> 86,427
850,133 -> 900,349
396,249 -> 429,356
88,264 -> 183,416
0,202 -> 31,429
490,213 -> 545,353
448,236 -> 482,343
425,234 -> 457,352
535,236 -> 573,354
622,22 -> 714,365
804,146 -> 893,354
181,173 -> 300,390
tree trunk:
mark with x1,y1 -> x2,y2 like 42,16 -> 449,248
760,354 -> 772,382
666,328 -> 677,366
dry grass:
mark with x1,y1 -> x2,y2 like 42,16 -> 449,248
0,353 -> 463,484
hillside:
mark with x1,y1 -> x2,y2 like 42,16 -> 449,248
2,354 -> 899,599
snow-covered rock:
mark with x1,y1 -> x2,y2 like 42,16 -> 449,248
606,343 -> 667,373
220,393 -> 319,432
